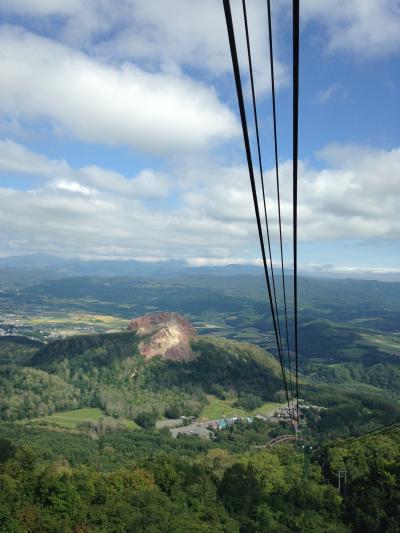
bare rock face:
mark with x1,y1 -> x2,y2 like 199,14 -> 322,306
127,312 -> 197,361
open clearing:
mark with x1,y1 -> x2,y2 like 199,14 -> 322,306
362,333 -> 400,355
200,396 -> 280,420
29,312 -> 129,328
341,346 -> 366,358
38,408 -> 104,428
35,408 -> 139,430
252,402 -> 282,416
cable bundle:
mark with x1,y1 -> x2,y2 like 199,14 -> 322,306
223,0 -> 300,433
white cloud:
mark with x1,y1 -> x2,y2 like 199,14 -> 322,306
0,141 -> 399,261
300,263 -> 400,281
0,185 -> 253,260
176,144 -> 400,244
0,0 -> 82,17
0,139 -> 69,177
302,0 -> 400,58
96,0 -> 288,91
316,83 -> 346,105
297,145 -> 400,240
0,141 -> 257,260
79,166 -> 170,198
0,26 -> 238,153
0,0 -> 288,92
0,140 -> 170,199
187,257 -> 262,267
50,179 -> 94,197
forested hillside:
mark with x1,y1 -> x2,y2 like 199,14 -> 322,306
0,331 -> 283,422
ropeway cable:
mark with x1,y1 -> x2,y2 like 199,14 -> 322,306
223,0 -> 294,431
241,0 -> 292,419
292,0 -> 300,431
266,0 -> 295,409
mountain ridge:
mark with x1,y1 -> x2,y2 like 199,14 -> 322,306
1,253 -> 400,282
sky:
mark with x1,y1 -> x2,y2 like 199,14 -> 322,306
0,0 -> 399,277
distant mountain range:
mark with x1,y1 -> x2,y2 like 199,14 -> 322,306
0,254 -> 263,285
1,253 -> 399,284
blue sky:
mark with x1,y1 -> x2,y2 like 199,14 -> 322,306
0,0 -> 399,277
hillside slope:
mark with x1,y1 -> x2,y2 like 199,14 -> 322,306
2,314 -> 283,422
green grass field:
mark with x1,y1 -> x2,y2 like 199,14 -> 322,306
200,398 -> 248,419
29,312 -> 130,327
361,334 -> 400,354
35,408 -> 140,430
27,312 -> 130,338
252,402 -> 281,416
341,346 -> 367,358
124,419 -> 140,430
200,396 -> 280,420
38,408 -> 104,428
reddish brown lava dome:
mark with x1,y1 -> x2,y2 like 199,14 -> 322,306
127,312 -> 197,361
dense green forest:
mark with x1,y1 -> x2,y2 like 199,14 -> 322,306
1,421 -> 399,532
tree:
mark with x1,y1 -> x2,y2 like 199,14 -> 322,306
219,462 -> 261,522
236,393 -> 263,411
0,438 -> 16,464
135,412 -> 157,429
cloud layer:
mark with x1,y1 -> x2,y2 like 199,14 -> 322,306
0,26 -> 238,153
0,0 -> 288,91
0,141 -> 399,261
302,0 -> 400,58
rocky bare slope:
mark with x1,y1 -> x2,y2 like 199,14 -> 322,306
127,312 -> 197,361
